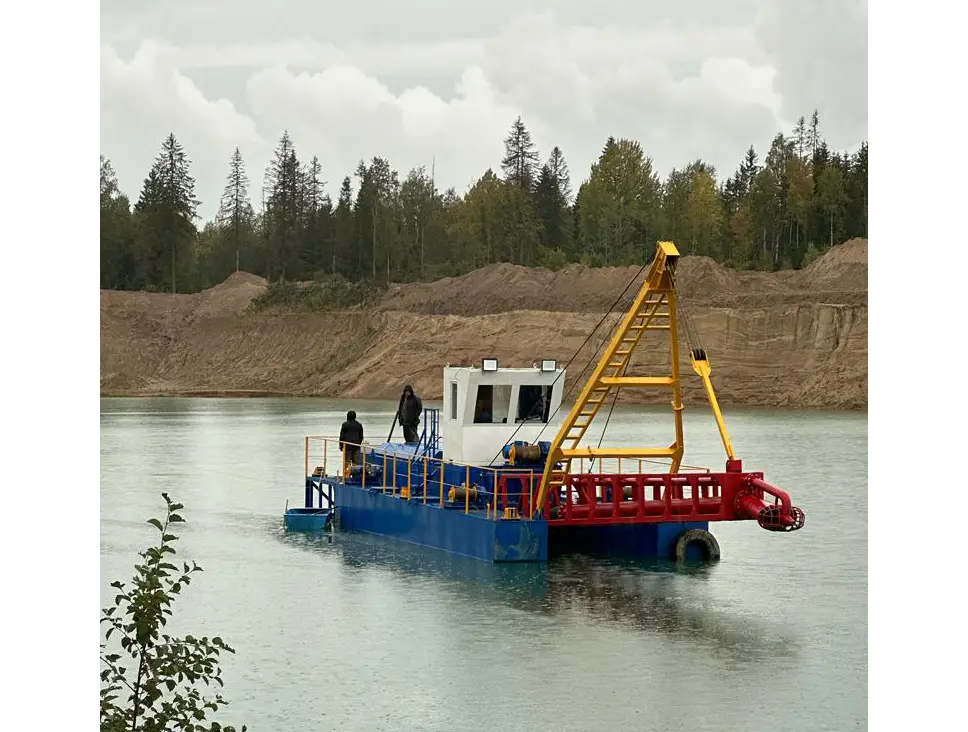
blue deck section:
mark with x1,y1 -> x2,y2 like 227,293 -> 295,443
290,407 -> 716,563
548,521 -> 710,561
332,482 -> 548,563
356,446 -> 534,507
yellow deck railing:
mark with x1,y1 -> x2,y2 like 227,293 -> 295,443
304,436 -> 544,518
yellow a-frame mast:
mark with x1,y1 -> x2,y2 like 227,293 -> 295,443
533,241 -> 687,516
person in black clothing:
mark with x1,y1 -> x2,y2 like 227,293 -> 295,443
339,410 -> 364,466
398,384 -> 423,443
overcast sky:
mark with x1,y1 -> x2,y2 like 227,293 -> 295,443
100,0 -> 867,221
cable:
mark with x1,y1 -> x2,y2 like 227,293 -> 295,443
670,267 -> 703,355
485,259 -> 651,466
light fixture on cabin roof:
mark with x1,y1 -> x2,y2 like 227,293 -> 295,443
482,358 -> 499,372
540,359 -> 557,372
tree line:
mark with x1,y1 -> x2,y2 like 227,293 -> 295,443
100,111 -> 867,293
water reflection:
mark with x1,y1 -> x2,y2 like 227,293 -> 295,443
276,524 -> 800,662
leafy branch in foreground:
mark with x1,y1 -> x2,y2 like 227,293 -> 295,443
100,493 -> 246,732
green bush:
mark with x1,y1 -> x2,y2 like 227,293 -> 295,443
100,494 -> 246,732
800,243 -> 823,268
249,275 -> 385,312
536,246 -> 569,271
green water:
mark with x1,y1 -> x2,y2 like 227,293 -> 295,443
100,398 -> 867,731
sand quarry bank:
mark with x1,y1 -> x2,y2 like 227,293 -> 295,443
100,239 -> 868,410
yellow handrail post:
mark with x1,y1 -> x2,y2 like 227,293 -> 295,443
391,454 -> 396,495
465,465 -> 470,514
304,436 -> 309,479
423,457 -> 428,504
407,456 -> 412,497
361,449 -> 366,489
440,461 -> 445,506
493,469 -> 498,519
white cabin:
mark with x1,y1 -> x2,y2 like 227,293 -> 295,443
441,360 -> 565,466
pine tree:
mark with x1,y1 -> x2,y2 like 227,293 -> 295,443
808,110 -> 821,159
533,146 -> 573,253
333,176 -> 354,277
264,132 -> 303,279
216,148 -> 254,277
500,116 -> 540,191
133,134 -> 200,292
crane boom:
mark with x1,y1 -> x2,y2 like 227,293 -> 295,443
533,241 -> 691,516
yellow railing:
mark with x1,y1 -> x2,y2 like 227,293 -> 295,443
305,436 -> 542,517
572,457 -> 711,474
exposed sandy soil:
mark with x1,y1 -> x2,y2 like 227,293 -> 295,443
100,239 -> 868,410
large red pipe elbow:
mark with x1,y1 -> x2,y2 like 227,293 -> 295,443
737,478 -> 805,532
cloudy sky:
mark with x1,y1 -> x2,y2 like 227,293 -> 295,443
100,0 -> 867,221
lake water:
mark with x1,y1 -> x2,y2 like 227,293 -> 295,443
100,397 -> 867,731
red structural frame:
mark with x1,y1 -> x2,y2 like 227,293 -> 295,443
499,460 -> 804,532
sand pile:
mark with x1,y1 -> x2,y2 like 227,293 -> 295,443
193,271 -> 268,319
795,238 -> 868,292
377,239 -> 868,316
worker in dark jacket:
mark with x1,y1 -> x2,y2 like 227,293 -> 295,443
398,384 -> 423,443
339,410 -> 364,467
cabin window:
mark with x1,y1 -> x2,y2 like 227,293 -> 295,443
474,384 -> 512,424
450,382 -> 458,420
517,384 -> 552,423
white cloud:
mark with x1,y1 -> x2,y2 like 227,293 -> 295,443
99,1 -> 867,220
101,41 -> 267,212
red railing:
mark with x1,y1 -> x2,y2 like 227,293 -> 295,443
536,466 -> 804,532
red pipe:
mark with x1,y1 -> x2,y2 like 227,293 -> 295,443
749,478 -> 793,514
740,478 -> 805,531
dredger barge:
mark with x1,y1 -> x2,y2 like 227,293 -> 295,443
285,241 -> 805,562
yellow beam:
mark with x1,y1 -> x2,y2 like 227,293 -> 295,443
533,241 -> 683,516
598,376 -> 674,387
561,447 -> 677,459
692,353 -> 736,460
667,288 -> 685,472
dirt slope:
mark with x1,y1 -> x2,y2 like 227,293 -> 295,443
100,240 -> 868,409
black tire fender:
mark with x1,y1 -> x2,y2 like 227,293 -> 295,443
675,528 -> 721,562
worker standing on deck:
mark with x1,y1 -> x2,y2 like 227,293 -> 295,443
398,384 -> 423,443
339,410 -> 364,466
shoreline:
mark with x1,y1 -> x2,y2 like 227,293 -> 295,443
99,390 -> 868,413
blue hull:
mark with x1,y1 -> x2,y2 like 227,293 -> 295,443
333,484 -> 548,562
329,483 -> 711,563
549,521 -> 710,560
